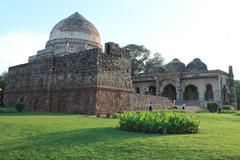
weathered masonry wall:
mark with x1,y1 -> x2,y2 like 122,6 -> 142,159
4,48 -> 100,114
4,42 -> 173,115
130,94 -> 173,110
95,43 -> 173,115
96,43 -> 134,115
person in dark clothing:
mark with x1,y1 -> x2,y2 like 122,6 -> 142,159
148,102 -> 153,112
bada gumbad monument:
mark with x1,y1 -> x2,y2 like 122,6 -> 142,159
4,12 -> 236,114
3,12 -> 172,114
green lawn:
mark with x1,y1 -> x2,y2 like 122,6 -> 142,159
0,112 -> 240,160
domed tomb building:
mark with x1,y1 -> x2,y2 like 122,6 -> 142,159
133,58 -> 237,107
29,12 -> 102,62
4,12 -> 172,114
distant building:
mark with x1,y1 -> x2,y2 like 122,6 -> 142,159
132,58 -> 237,107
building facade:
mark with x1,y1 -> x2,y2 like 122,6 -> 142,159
3,12 -> 172,114
132,58 -> 237,107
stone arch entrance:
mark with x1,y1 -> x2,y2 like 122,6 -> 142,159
135,87 -> 140,94
162,84 -> 176,100
183,85 -> 199,100
205,84 -> 214,100
222,85 -> 229,103
149,86 -> 156,95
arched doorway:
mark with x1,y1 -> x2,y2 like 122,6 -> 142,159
149,86 -> 156,96
183,85 -> 199,100
205,84 -> 214,100
222,85 -> 229,103
135,87 -> 140,94
162,84 -> 176,100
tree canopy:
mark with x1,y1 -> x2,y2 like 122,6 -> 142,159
234,80 -> 240,109
0,71 -> 8,106
124,44 -> 164,76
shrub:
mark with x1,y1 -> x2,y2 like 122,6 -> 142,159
207,101 -> 218,113
220,110 -> 236,114
235,111 -> 240,116
119,111 -> 200,134
195,108 -> 209,113
112,112 -> 122,119
15,102 -> 24,112
0,107 -> 16,113
222,105 -> 232,110
0,102 -> 4,107
160,108 -> 186,113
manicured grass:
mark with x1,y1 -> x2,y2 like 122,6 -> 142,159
1,112 -> 240,160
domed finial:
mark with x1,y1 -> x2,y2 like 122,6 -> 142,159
193,58 -> 201,62
172,58 -> 180,62
186,58 -> 208,72
68,12 -> 85,19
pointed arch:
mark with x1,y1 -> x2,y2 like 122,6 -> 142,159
183,85 -> 199,100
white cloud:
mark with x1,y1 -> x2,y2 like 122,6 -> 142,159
0,32 -> 48,73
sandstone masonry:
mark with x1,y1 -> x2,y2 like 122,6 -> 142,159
4,42 -> 172,114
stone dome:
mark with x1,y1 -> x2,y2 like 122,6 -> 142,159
186,58 -> 208,72
165,58 -> 186,72
48,12 -> 102,48
149,63 -> 165,73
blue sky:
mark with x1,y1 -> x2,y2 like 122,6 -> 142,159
0,0 -> 240,79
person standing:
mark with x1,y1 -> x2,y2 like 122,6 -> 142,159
148,102 -> 153,112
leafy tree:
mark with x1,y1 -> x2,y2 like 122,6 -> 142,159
124,44 -> 150,76
0,71 -> 8,106
145,52 -> 164,74
124,44 -> 164,76
234,80 -> 240,109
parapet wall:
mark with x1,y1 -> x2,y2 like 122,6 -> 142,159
130,94 -> 173,111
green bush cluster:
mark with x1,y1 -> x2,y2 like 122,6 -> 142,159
112,112 -> 122,119
0,102 -> 4,107
235,111 -> 240,116
14,102 -> 24,112
161,108 -> 186,113
119,111 -> 200,134
112,109 -> 185,119
222,105 -> 232,110
195,108 -> 209,113
0,107 -> 16,113
219,109 -> 240,115
220,110 -> 236,114
207,101 -> 218,112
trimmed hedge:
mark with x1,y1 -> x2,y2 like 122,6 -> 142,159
235,111 -> 240,116
0,107 -> 16,113
222,105 -> 232,110
163,108 -> 187,113
112,112 -> 122,119
220,110 -> 236,114
207,101 -> 218,113
15,102 -> 24,112
119,111 -> 200,134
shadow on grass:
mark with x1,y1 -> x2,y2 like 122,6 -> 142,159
1,127 -> 190,160
7,127 -> 169,151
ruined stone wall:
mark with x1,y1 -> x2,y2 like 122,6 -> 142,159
4,42 -> 173,115
95,43 -> 134,115
129,94 -> 173,110
4,48 -> 101,114
44,48 -> 100,113
4,58 -> 52,111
